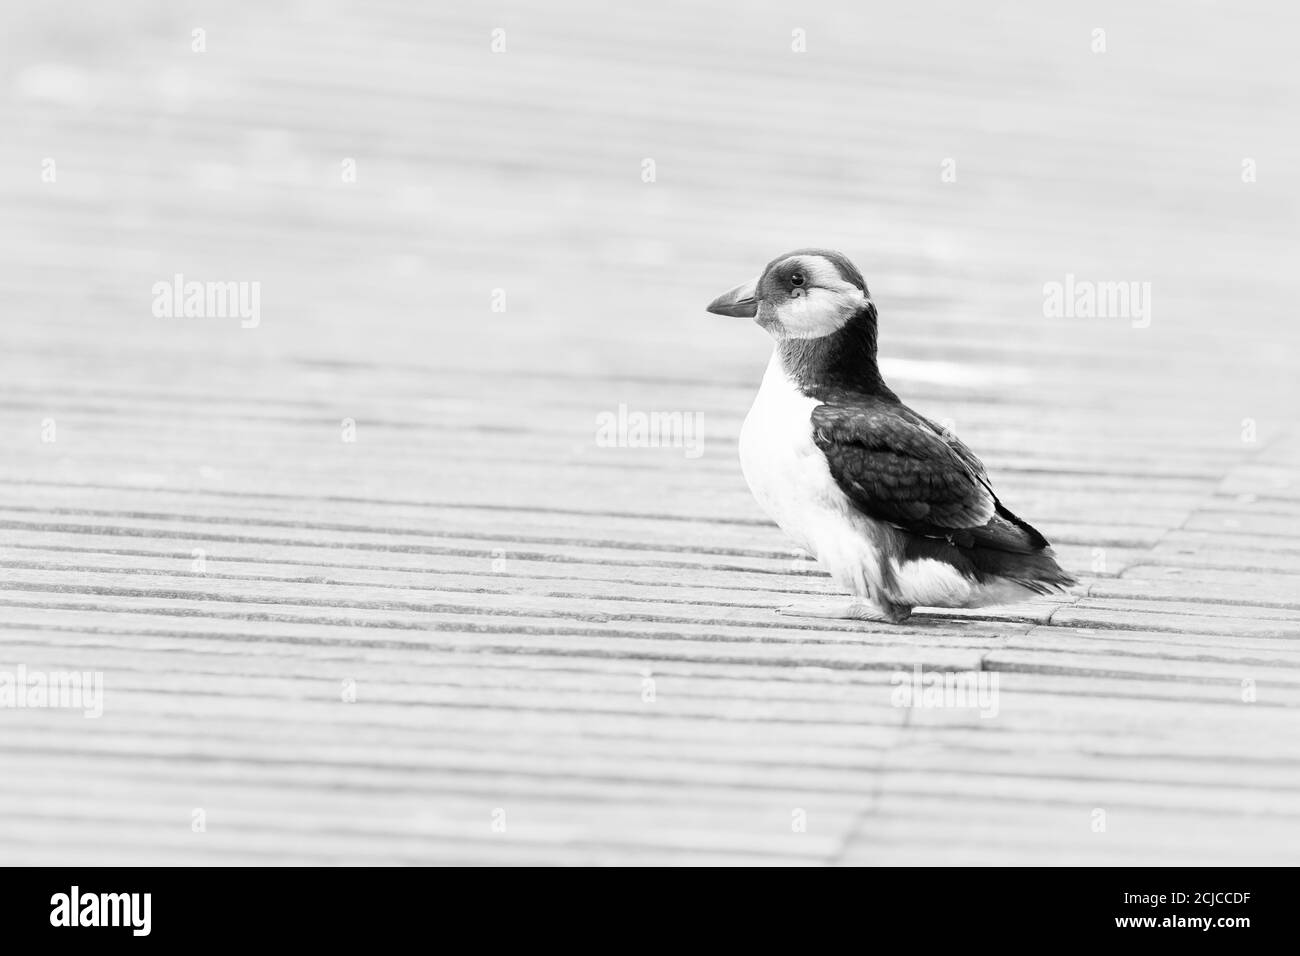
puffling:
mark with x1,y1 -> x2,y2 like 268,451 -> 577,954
708,249 -> 1076,623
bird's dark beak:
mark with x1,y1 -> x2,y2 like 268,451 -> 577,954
706,279 -> 759,317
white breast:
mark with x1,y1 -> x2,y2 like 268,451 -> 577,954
738,352 -> 888,595
740,353 -> 823,544
738,351 -> 982,609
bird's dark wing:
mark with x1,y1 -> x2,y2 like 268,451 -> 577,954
811,399 -> 998,539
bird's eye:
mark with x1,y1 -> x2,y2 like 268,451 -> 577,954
790,272 -> 805,287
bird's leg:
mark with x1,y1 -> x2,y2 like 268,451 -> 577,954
777,599 -> 912,624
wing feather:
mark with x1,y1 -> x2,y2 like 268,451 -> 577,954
811,400 -> 996,538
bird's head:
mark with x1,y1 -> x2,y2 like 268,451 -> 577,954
706,249 -> 871,340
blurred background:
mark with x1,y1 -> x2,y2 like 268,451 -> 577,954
1,1 -> 1298,864
1,1 -> 1296,510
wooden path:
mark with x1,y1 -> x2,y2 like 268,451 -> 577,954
1,1 -> 1298,864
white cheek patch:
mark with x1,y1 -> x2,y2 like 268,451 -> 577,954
763,255 -> 868,340
773,286 -> 868,339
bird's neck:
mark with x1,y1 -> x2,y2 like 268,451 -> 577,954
777,304 -> 897,401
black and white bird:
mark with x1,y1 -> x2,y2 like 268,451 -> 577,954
707,249 -> 1076,623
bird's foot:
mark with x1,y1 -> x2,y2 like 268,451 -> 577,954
777,600 -> 912,624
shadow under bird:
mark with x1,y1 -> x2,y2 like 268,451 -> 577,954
707,249 -> 1076,623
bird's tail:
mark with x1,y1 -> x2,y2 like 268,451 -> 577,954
903,503 -> 1078,595
967,504 -> 1077,593
969,543 -> 1077,595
